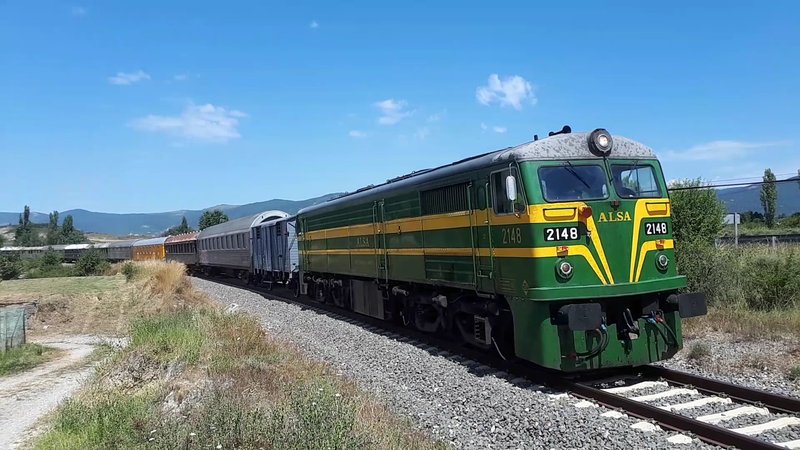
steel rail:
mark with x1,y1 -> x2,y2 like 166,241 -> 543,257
642,365 -> 800,415
196,275 -> 797,449
547,378 -> 786,449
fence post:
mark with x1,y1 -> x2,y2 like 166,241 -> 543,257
772,236 -> 777,250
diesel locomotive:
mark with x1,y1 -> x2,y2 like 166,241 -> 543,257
0,127 -> 706,372
295,128 -> 706,371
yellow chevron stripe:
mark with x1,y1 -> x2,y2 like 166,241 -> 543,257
634,239 -> 674,282
629,200 -> 671,282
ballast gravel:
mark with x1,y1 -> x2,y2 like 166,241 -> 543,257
194,279 -> 716,450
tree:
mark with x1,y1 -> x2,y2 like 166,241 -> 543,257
46,211 -> 60,245
14,205 -> 42,246
163,216 -> 194,236
59,215 -> 87,244
669,179 -> 725,244
760,168 -> 777,228
0,234 -> 4,248
74,249 -> 109,276
198,209 -> 229,230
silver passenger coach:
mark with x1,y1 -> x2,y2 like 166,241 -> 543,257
251,215 -> 298,288
197,210 -> 289,278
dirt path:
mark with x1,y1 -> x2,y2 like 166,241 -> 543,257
0,336 -> 99,449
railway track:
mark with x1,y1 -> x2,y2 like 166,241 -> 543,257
198,275 -> 800,449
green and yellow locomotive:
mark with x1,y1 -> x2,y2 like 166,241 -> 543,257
296,128 -> 706,371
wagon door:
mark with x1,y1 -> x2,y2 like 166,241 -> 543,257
473,179 -> 495,293
372,200 -> 388,284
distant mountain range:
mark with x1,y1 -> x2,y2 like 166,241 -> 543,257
0,194 -> 339,236
716,176 -> 800,215
1,177 -> 797,236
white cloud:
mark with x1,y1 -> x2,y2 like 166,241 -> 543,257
130,103 -> 247,143
426,111 -> 445,123
480,123 -> 506,133
374,99 -> 412,125
415,127 -> 431,140
661,140 -> 791,161
71,6 -> 87,16
108,70 -> 151,85
348,130 -> 367,138
476,73 -> 535,110
309,20 -> 319,29
173,74 -> 189,81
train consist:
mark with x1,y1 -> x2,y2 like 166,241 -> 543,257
0,128 -> 706,372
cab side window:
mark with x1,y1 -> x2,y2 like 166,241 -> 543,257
491,169 -> 523,214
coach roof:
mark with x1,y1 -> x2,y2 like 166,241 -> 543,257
197,210 -> 289,239
298,131 -> 655,216
133,237 -> 168,247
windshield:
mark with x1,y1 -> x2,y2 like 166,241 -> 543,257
538,165 -> 608,202
611,164 -> 662,198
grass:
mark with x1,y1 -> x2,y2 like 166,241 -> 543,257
684,306 -> 800,338
686,342 -> 710,361
0,276 -> 124,301
0,343 -> 53,376
789,366 -> 800,381
32,261 -> 444,450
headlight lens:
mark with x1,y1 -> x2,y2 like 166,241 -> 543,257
656,253 -> 669,270
588,128 -> 613,156
557,260 -> 573,279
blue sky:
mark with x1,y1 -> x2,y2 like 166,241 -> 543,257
1,1 -> 798,213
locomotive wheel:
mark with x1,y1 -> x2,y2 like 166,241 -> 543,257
315,282 -> 328,303
292,279 -> 301,298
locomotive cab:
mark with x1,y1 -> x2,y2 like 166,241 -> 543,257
501,129 -> 707,371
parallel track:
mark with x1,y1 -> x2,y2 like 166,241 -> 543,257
198,275 -> 800,449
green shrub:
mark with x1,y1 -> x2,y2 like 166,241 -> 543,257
789,366 -> 800,381
741,247 -> 800,310
669,179 -> 725,244
121,261 -> 138,282
0,255 -> 23,280
39,248 -> 63,268
677,243 -> 800,311
74,249 -> 110,276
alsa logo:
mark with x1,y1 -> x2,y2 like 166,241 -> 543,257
597,211 -> 632,222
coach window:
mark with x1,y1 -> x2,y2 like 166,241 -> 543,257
491,168 -> 524,214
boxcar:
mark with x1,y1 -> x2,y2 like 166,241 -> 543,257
296,129 -> 706,372
64,244 -> 91,262
251,215 -> 298,288
94,243 -> 111,259
107,240 -> 137,261
165,232 -> 199,268
197,210 -> 289,278
132,237 -> 167,261
0,246 -> 46,259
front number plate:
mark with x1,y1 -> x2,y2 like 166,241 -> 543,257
645,222 -> 668,235
544,226 -> 580,242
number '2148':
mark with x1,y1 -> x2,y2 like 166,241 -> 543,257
502,227 -> 522,244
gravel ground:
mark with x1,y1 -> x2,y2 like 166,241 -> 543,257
195,278 -> 717,450
658,333 -> 800,398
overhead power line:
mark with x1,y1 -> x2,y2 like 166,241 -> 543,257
668,178 -> 800,191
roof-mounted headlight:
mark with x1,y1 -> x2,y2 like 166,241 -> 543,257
588,128 -> 613,156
